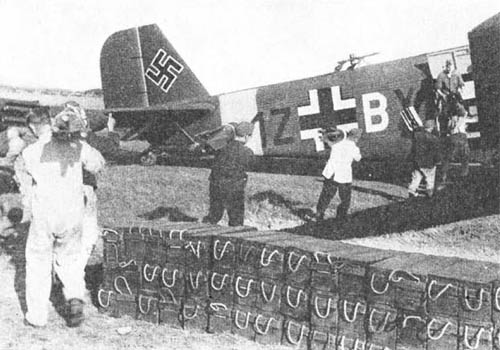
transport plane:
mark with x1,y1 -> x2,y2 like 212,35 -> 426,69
75,14 -> 500,173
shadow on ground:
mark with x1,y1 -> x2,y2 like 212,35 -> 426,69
248,191 -> 315,222
351,185 -> 406,201
1,222 -> 29,314
285,167 -> 499,240
138,206 -> 198,222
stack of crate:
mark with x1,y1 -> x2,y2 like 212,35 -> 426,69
99,227 -> 145,319
335,247 -> 372,350
452,261 -> 495,350
458,279 -> 493,350
370,255 -> 428,350
204,226 -> 258,333
97,223 -> 500,350
493,280 -> 500,350
426,272 -> 460,350
307,244 -> 337,350
162,223 -> 211,329
252,234 -> 287,346
136,226 -> 162,324
221,230 -> 286,345
98,223 -> 257,329
260,233 -> 310,349
212,231 -> 256,339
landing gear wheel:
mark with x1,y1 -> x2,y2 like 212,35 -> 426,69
140,151 -> 158,166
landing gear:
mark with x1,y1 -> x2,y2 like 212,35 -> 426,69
140,151 -> 158,166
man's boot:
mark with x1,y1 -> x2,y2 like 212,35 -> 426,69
67,298 -> 85,327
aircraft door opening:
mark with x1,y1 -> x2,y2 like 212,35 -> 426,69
427,46 -> 480,141
218,89 -> 263,155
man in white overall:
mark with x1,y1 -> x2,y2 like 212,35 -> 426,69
62,101 -> 117,262
16,108 -> 105,328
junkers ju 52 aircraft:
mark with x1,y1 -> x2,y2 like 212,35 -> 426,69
100,13 -> 499,175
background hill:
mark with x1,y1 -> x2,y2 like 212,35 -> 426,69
0,84 -> 103,109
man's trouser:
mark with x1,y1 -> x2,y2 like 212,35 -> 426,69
25,220 -> 87,327
316,178 -> 352,219
204,178 -> 246,226
82,185 -> 99,260
15,167 -> 33,223
408,166 -> 436,196
441,133 -> 470,182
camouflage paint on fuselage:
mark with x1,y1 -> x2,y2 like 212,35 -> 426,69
217,53 -> 432,162
100,23 -> 486,167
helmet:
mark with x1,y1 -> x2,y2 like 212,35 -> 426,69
52,108 -> 87,134
65,101 -> 88,126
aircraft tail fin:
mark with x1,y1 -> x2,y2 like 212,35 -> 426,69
100,24 -> 210,111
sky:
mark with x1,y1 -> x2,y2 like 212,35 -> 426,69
0,0 -> 499,95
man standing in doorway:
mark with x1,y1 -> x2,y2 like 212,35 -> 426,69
435,59 -> 466,132
435,59 -> 465,99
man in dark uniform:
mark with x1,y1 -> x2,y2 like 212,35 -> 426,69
202,121 -> 254,226
435,59 -> 465,134
435,59 -> 465,101
408,119 -> 441,197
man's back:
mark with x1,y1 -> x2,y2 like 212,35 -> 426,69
22,137 -> 104,233
329,139 -> 361,162
322,139 -> 361,183
211,140 -> 253,181
413,129 -> 440,168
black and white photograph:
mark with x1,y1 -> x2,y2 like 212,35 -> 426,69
0,0 -> 499,349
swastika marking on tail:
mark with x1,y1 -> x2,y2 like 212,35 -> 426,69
145,49 -> 184,93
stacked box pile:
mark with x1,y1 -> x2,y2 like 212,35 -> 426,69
97,223 -> 257,328
97,223 -> 500,350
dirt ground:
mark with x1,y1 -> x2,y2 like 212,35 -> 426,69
0,249 -> 288,350
93,164 -> 498,262
0,164 -> 498,349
